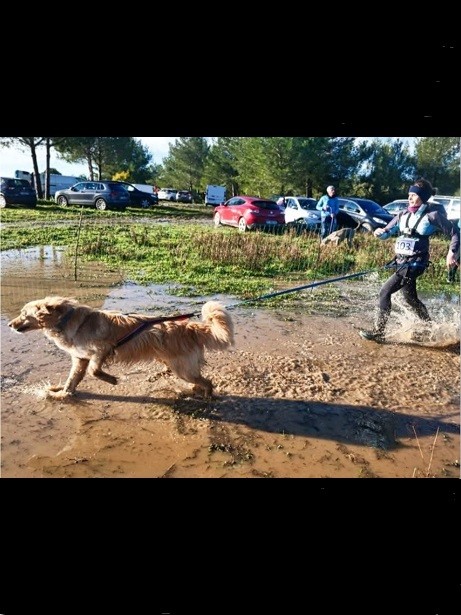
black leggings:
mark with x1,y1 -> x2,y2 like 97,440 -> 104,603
377,264 -> 430,331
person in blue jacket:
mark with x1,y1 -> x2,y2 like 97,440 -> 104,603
446,218 -> 460,283
359,178 -> 459,342
316,185 -> 340,239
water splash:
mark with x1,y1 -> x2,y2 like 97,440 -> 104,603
383,294 -> 459,347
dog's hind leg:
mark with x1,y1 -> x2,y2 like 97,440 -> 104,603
168,355 -> 213,398
88,358 -> 118,385
47,357 -> 90,398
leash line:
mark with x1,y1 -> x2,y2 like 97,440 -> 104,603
116,262 -> 391,345
225,265 -> 388,310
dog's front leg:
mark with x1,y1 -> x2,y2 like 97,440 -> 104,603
47,357 -> 89,399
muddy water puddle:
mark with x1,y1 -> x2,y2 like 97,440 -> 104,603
1,247 -> 460,478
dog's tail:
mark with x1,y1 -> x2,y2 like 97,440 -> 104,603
198,301 -> 235,351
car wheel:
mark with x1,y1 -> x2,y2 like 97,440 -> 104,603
95,198 -> 107,211
140,198 -> 151,209
238,217 -> 248,232
214,212 -> 221,227
0,195 -> 7,208
360,223 -> 373,233
57,195 -> 69,207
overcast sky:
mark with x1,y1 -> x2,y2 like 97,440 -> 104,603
0,137 -> 415,179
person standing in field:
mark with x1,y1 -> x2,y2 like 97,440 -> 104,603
446,219 -> 460,283
316,185 -> 340,239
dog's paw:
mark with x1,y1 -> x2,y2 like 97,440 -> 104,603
47,385 -> 64,392
46,388 -> 74,400
192,385 -> 213,398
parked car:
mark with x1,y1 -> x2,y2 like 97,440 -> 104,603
0,176 -> 37,207
336,198 -> 394,232
430,195 -> 460,223
157,188 -> 178,201
284,196 -> 321,229
176,190 -> 193,203
383,199 -> 408,215
55,181 -> 129,211
114,181 -> 158,208
213,195 -> 286,232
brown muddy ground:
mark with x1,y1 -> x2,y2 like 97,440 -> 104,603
1,288 -> 459,479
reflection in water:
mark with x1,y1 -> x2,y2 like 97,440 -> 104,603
0,246 -> 235,322
1,246 -> 123,319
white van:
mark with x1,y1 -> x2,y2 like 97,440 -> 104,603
205,185 -> 226,206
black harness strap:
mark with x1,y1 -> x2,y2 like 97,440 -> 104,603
55,307 -> 76,331
114,312 -> 197,348
402,204 -> 428,236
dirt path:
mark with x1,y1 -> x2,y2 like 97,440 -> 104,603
2,305 -> 459,478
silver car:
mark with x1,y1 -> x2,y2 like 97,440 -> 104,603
383,199 -> 408,216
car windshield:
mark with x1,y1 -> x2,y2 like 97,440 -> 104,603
298,199 -> 317,210
432,198 -> 451,206
350,199 -> 389,215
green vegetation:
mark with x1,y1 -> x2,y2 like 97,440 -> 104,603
1,204 -> 455,302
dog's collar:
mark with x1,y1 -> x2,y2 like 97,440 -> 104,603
55,307 -> 75,331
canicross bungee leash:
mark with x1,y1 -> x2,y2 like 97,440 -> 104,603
115,261 -> 395,347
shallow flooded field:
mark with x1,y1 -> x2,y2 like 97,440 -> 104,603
1,246 -> 459,478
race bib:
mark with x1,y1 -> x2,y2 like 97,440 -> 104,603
394,237 -> 418,256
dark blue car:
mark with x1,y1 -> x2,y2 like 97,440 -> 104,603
0,177 -> 37,208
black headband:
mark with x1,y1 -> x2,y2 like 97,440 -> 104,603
409,184 -> 432,203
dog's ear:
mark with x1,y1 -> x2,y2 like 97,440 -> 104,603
37,303 -> 52,315
36,300 -> 67,318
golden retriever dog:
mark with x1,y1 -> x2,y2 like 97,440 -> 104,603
8,296 -> 234,399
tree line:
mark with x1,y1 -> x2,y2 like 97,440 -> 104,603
1,136 -> 459,204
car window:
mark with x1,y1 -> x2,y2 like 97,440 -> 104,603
253,200 -> 279,210
357,200 -> 388,215
108,183 -> 126,192
298,198 -> 316,210
340,200 -> 360,213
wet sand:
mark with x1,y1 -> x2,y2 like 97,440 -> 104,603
1,303 -> 459,478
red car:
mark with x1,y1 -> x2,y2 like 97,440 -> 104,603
213,195 -> 286,232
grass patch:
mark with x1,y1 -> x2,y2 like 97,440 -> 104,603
1,205 -> 457,299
